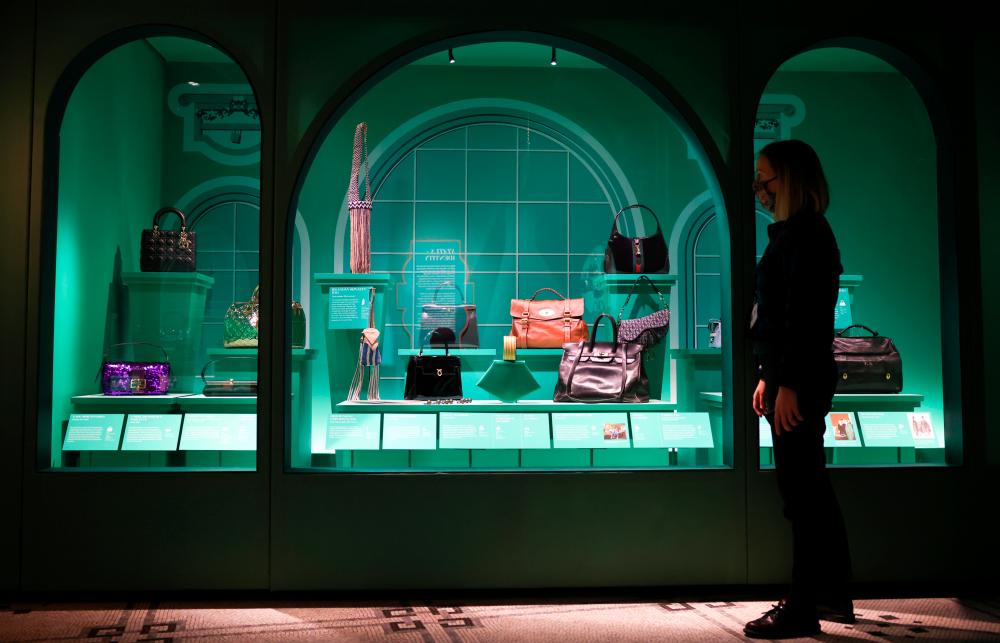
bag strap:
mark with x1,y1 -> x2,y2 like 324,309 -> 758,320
348,122 -> 371,205
617,275 -> 667,321
610,204 -> 662,237
837,324 -> 879,337
200,356 -> 258,383
366,287 -> 376,327
588,313 -> 619,350
152,207 -> 188,231
97,341 -> 169,381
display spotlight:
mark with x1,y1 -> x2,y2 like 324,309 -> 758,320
550,47 -> 558,66
448,48 -> 455,64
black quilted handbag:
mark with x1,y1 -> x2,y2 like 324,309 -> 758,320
833,324 -> 903,393
603,204 -> 669,274
140,207 -> 196,272
616,275 -> 670,349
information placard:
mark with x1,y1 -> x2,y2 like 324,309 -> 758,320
856,411 -> 915,447
906,412 -> 938,447
759,416 -> 773,448
552,412 -> 630,449
328,286 -> 372,330
122,414 -> 182,451
64,414 -> 124,451
439,413 -> 551,449
630,412 -> 714,448
833,287 -> 853,330
180,414 -> 257,450
382,414 -> 437,450
823,412 -> 863,448
326,414 -> 381,451
440,413 -> 493,449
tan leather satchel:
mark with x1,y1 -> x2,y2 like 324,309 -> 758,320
509,288 -> 589,349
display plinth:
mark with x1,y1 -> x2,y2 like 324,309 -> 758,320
699,391 -> 924,412
336,399 -> 677,413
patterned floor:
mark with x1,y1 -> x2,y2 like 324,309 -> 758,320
1,597 -> 1000,641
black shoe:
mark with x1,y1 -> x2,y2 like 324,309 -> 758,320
816,598 -> 856,624
744,600 -> 822,639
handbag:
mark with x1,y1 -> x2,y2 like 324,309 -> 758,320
616,275 -> 670,349
833,324 -> 903,393
404,341 -> 463,401
603,204 -> 669,274
200,357 -> 258,396
291,301 -> 306,349
348,287 -> 381,401
140,207 -> 197,272
419,282 -> 480,348
509,288 -> 589,349
347,122 -> 372,274
224,285 -> 259,348
554,314 -> 649,403
99,342 -> 171,396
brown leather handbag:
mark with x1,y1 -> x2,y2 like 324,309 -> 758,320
510,288 -> 588,349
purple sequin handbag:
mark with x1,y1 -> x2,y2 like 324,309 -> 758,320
616,275 -> 670,349
100,342 -> 171,395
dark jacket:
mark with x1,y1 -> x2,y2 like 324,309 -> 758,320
752,210 -> 843,414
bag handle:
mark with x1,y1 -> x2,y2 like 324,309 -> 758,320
96,341 -> 169,381
837,324 -> 879,338
200,356 -> 259,383
617,275 -> 667,322
151,207 -> 189,231
432,281 -> 466,304
528,287 -> 568,303
609,204 -> 662,237
347,122 -> 371,205
588,313 -> 619,350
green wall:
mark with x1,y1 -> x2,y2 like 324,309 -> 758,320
765,70 -> 945,444
50,40 -> 165,465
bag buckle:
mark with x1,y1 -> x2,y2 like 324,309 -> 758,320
436,368 -> 443,377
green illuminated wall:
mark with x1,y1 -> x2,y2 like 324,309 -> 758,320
764,70 -> 945,444
51,41 -> 165,466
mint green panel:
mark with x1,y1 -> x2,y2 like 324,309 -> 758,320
421,128 -> 466,150
468,151 -> 517,200
415,202 -> 464,241
519,273 -> 568,302
518,151 -> 568,200
570,157 -> 608,202
571,204 -> 613,254
466,252 -> 516,272
467,273 -> 515,325
520,255 -> 566,273
415,150 -> 465,200
518,128 -> 562,151
371,201 -> 413,254
466,203 -> 516,253
518,203 -> 567,253
377,154 -> 414,201
468,124 -> 516,149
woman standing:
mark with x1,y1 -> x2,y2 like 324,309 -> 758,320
744,140 -> 854,639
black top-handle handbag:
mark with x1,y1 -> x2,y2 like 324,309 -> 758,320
140,207 -> 197,272
833,324 -> 903,393
616,275 -> 670,349
553,314 -> 649,403
404,332 -> 463,400
604,204 -> 669,274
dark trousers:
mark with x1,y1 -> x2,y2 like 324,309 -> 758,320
767,411 -> 853,610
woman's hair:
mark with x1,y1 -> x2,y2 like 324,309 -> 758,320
759,139 -> 830,221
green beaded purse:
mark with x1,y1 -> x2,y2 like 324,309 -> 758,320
224,285 -> 259,348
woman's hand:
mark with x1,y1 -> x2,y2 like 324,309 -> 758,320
752,379 -> 767,417
773,386 -> 804,434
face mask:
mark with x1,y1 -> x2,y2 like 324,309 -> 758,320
758,189 -> 777,214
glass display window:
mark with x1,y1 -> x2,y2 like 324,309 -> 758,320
40,37 -> 263,470
752,47 -> 949,468
287,41 -> 732,472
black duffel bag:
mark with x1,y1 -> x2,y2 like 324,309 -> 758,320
833,324 -> 902,393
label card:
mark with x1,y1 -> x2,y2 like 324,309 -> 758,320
122,414 -> 182,451
180,414 -> 257,450
823,412 -> 862,448
759,416 -> 773,448
834,287 -> 853,330
326,414 -> 381,451
552,412 -> 630,449
382,414 -> 437,450
630,412 -> 714,448
440,413 -> 551,450
856,411 -> 915,447
64,414 -> 124,451
907,412 -> 938,446
440,413 -> 493,449
328,286 -> 373,329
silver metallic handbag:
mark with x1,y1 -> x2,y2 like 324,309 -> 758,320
616,275 -> 670,349
553,314 -> 649,403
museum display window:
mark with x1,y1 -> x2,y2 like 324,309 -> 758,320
39,36 -> 263,470
752,47 -> 950,467
286,41 -> 733,471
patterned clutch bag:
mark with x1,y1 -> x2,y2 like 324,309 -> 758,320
616,275 -> 670,349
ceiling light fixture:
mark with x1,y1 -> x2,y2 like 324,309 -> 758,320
188,81 -> 200,86
550,47 -> 558,66
448,48 -> 455,64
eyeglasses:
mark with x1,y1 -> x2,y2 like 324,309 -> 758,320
752,174 -> 778,193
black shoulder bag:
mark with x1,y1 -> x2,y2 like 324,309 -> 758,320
604,204 -> 669,274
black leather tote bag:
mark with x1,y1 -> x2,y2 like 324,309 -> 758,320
554,314 -> 648,403
833,324 -> 903,393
